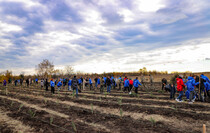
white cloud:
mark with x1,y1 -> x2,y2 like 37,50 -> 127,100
0,0 -> 210,75
0,0 -> 41,7
134,0 -> 166,12
0,38 -> 13,51
72,37 -> 210,73
118,8 -> 134,22
0,21 -> 22,32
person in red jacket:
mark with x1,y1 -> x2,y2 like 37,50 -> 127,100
176,76 -> 186,102
129,78 -> 133,93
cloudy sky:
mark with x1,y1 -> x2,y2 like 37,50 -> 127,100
0,0 -> 210,75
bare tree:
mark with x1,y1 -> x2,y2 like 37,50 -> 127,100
65,65 -> 74,76
36,59 -> 54,78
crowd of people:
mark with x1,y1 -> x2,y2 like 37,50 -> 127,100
47,76 -> 143,98
2,74 -> 210,103
162,74 -> 210,104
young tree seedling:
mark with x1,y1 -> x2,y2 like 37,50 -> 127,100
118,96 -> 122,106
10,101 -> 14,107
150,117 -> 156,127
18,104 -> 24,111
50,117 -> 53,125
44,98 -> 47,104
91,103 -> 93,114
72,121 -> 77,132
120,108 -> 123,118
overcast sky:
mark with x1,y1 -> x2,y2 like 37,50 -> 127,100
0,0 -> 210,75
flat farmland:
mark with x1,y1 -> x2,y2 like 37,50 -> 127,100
0,83 -> 209,133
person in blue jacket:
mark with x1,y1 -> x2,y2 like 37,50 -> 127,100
50,79 -> 55,94
133,77 -> 142,94
68,79 -> 72,91
35,78 -> 38,84
78,78 -> 82,91
124,78 -> 130,92
63,78 -> 66,87
201,74 -> 210,83
89,78 -> 93,90
103,76 -> 107,87
204,81 -> 210,100
185,76 -> 199,104
57,80 -> 62,91
55,79 -> 57,85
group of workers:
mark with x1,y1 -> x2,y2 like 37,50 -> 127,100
2,73 -> 210,103
48,76 -> 143,98
162,74 -> 210,104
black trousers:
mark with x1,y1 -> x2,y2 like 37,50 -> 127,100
129,85 -> 133,92
51,86 -> 55,94
124,87 -> 129,92
46,86 -> 48,91
90,84 -> 92,90
119,83 -> 121,90
134,87 -> 138,94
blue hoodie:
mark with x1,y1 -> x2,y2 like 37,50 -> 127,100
78,79 -> 82,84
133,79 -> 142,88
68,80 -> 72,86
103,77 -> 107,84
186,77 -> 199,91
204,82 -> 210,91
201,75 -> 210,83
50,81 -> 55,87
57,81 -> 62,87
118,77 -> 122,83
97,78 -> 100,85
89,78 -> 92,84
124,79 -> 130,87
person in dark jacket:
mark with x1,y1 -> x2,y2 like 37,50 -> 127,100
170,84 -> 176,99
199,75 -> 206,102
14,80 -> 18,86
94,77 -> 98,89
3,80 -> 7,86
162,78 -> 167,91
26,79 -> 29,87
106,76 -> 111,93
20,79 -> 23,86
72,76 -> 79,98
45,79 -> 48,91
100,77 -> 105,94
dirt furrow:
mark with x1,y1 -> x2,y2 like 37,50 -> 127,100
3,93 -> 183,133
0,109 -> 35,133
0,96 -> 108,133
9,92 -> 205,133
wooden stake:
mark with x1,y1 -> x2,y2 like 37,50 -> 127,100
203,124 -> 206,133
